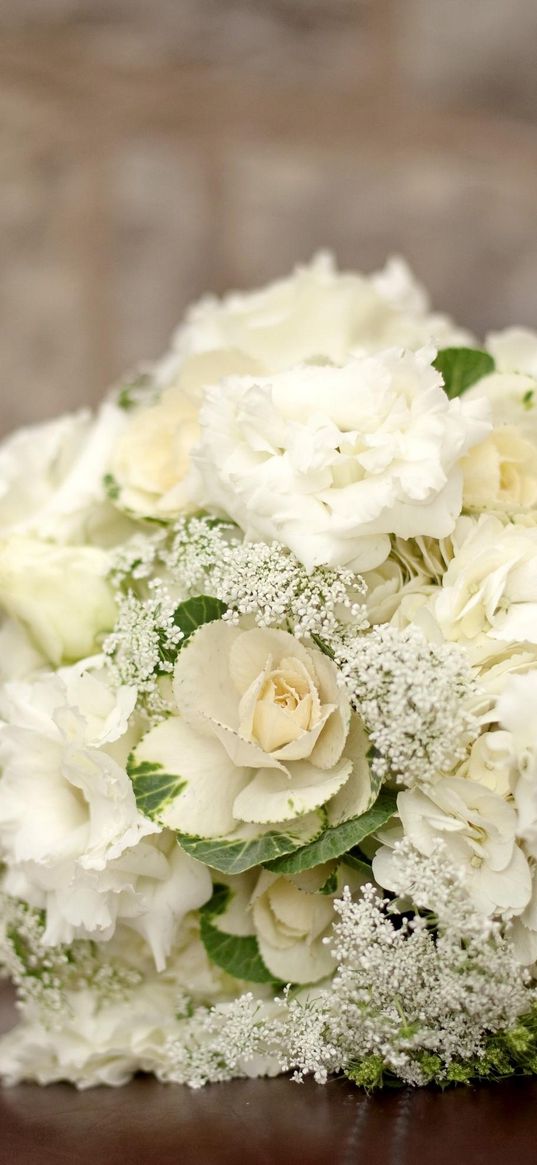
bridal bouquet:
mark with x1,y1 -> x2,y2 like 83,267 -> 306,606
2,254 -> 537,1091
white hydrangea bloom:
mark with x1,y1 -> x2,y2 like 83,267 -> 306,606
191,348 -> 490,572
427,514 -> 537,651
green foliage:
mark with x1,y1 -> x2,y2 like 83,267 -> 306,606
433,347 -> 495,399
127,756 -> 186,820
173,595 -> 228,646
199,884 -> 281,985
177,814 -> 324,875
263,789 -> 397,875
344,1004 -> 537,1090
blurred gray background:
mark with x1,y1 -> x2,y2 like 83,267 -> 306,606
1,0 -> 537,436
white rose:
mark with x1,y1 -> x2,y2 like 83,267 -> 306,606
161,253 -> 470,381
373,777 -> 531,916
0,666 -> 212,967
191,349 -> 490,572
462,426 -> 537,514
0,536 -> 117,664
0,403 -> 129,545
428,515 -> 537,649
111,351 -> 260,519
132,623 -> 371,843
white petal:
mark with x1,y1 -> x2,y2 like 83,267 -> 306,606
173,621 -> 242,729
233,757 -> 352,825
325,717 -> 371,825
134,718 -> 251,839
257,933 -> 335,984
229,628 -> 315,694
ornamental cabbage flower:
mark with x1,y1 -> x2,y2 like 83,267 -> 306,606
132,623 -> 371,846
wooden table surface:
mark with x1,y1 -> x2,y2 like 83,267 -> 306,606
0,984 -> 535,1165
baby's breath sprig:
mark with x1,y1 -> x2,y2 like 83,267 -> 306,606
0,897 -> 141,1021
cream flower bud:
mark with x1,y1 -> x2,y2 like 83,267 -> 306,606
0,536 -> 117,664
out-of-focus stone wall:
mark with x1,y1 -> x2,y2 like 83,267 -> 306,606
1,0 -> 537,434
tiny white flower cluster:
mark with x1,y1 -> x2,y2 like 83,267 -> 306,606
339,625 -> 479,785
103,583 -> 184,716
0,896 -> 142,1020
210,539 -> 368,644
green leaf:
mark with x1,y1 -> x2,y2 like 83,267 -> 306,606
343,852 -> 374,878
173,595 -> 228,646
433,347 -> 495,399
177,814 -> 323,875
310,633 -> 336,660
127,756 -> 186,820
263,789 -> 397,875
199,884 -> 281,985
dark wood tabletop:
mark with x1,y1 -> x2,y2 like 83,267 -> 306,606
0,984 -> 535,1165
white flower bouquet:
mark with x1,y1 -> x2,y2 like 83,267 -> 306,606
2,253 -> 537,1090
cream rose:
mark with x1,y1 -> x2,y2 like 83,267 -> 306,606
111,351 -> 260,518
457,730 -> 515,797
462,426 -> 537,514
131,624 -> 372,846
191,349 -> 490,572
0,536 -> 117,664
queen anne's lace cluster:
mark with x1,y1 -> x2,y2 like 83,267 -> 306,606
338,625 -> 479,786
160,845 -> 534,1088
0,897 -> 142,1019
104,518 -> 369,717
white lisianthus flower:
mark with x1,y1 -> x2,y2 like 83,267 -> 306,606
132,624 -> 371,841
160,253 -> 471,383
0,536 -> 117,664
110,351 -> 260,519
0,979 -> 182,1088
373,777 -> 531,917
191,349 -> 490,572
0,666 -> 212,966
0,403 -> 129,545
428,515 -> 537,650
